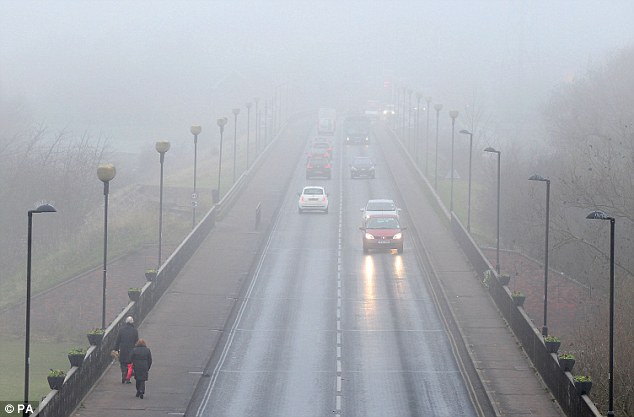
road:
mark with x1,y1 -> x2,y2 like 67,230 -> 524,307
189,127 -> 479,416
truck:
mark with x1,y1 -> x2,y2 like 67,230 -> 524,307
343,115 -> 371,145
318,108 -> 337,136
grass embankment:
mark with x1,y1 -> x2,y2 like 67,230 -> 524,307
0,337 -> 72,404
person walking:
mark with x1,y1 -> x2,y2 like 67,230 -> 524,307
130,338 -> 152,399
114,316 -> 138,384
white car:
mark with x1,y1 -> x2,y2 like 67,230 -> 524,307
298,186 -> 329,214
361,199 -> 400,221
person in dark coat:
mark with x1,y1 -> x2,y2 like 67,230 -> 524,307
114,316 -> 139,384
130,338 -> 152,398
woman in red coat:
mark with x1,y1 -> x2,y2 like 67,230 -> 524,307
129,338 -> 152,399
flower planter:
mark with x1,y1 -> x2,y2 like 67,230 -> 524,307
545,340 -> 561,353
145,270 -> 157,281
512,294 -> 526,307
575,380 -> 592,395
87,332 -> 104,346
558,357 -> 575,372
68,353 -> 85,367
128,289 -> 141,301
498,274 -> 510,286
47,375 -> 65,390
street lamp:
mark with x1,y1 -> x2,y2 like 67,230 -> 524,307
407,89 -> 413,152
97,163 -> 115,329
586,210 -> 616,417
232,108 -> 241,183
415,92 -> 422,163
24,203 -> 56,410
245,102 -> 252,169
190,126 -> 201,229
460,129 -> 474,232
254,97 -> 260,155
434,103 -> 443,190
402,86 -> 407,138
449,110 -> 459,213
155,140 -> 170,267
484,146 -> 501,273
216,117 -> 228,202
425,96 -> 432,177
529,174 -> 551,336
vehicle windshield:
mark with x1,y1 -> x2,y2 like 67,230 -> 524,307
313,142 -> 329,148
353,158 -> 372,166
366,201 -> 395,211
366,217 -> 400,229
303,188 -> 324,195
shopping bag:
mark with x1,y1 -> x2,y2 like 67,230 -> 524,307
126,363 -> 134,380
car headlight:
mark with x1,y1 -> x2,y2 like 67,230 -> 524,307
364,233 -> 375,240
393,233 -> 402,240
365,137 -> 369,141
346,137 -> 350,141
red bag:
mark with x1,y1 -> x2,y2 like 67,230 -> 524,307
126,363 -> 134,380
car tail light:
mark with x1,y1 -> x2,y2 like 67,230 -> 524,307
307,164 -> 313,169
322,196 -> 327,202
325,164 -> 332,168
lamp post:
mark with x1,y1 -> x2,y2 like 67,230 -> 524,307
216,117 -> 228,202
415,92 -> 422,163
402,86 -> 407,139
460,129 -> 474,232
434,103 -> 443,190
245,102 -> 252,169
190,126 -> 201,229
407,89 -> 413,152
97,163 -> 116,329
449,110 -> 459,213
254,97 -> 260,155
586,210 -> 616,417
24,203 -> 56,410
425,96 -> 432,176
529,174 -> 551,336
156,140 -> 170,267
484,147 -> 501,273
232,108 -> 240,183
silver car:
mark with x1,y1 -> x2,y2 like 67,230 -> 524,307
361,199 -> 400,221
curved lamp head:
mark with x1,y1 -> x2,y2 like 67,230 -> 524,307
32,203 -> 57,213
217,117 -> 228,128
484,146 -> 500,154
586,210 -> 612,220
190,125 -> 202,136
434,103 -> 443,112
528,174 -> 549,182
97,164 -> 116,183
155,140 -> 171,154
449,110 -> 459,119
459,129 -> 472,135
232,108 -> 241,116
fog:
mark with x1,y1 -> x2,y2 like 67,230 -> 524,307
2,0 -> 633,152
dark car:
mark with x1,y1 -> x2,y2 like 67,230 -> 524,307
350,156 -> 375,179
360,214 -> 405,254
343,115 -> 371,145
306,156 -> 332,179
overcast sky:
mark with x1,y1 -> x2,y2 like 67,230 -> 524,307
1,0 -> 633,151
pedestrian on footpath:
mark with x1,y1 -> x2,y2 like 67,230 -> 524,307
114,316 -> 138,384
130,338 -> 152,399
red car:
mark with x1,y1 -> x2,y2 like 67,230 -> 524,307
360,214 -> 405,254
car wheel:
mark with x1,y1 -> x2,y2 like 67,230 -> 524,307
363,246 -> 369,254
397,245 -> 403,254
350,174 -> 354,179
324,207 -> 329,214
